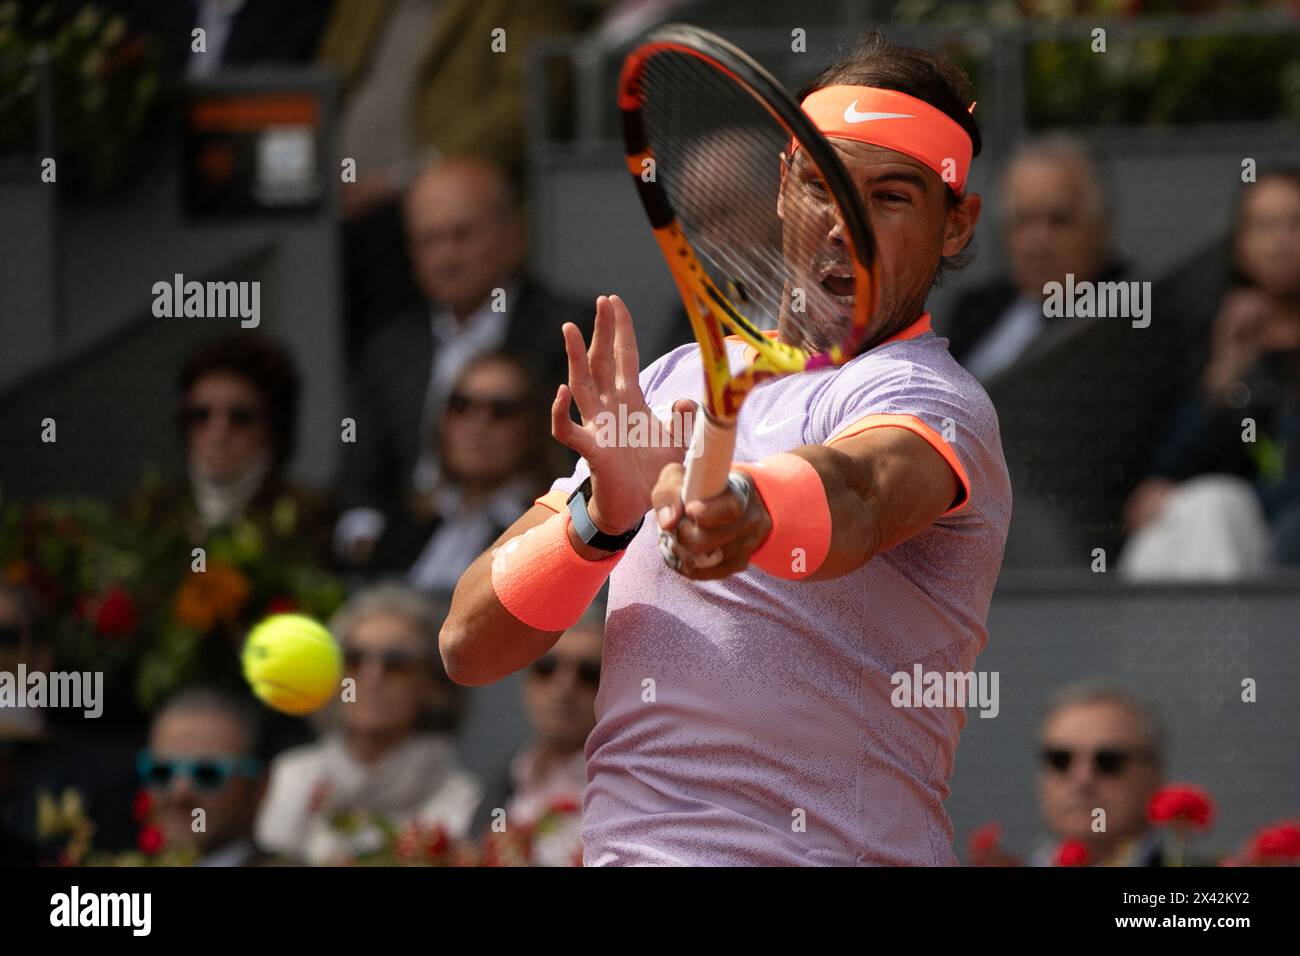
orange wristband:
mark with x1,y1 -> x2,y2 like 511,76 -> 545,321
732,453 -> 832,579
491,510 -> 622,631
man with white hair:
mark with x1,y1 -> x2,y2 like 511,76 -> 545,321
945,133 -> 1125,382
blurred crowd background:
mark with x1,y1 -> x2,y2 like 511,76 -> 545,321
2,0 -> 1299,867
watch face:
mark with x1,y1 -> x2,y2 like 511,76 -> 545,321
569,478 -> 640,551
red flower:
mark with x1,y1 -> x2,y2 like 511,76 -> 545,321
265,595 -> 299,615
1148,784 -> 1215,830
546,796 -> 581,816
424,824 -> 450,861
137,824 -> 165,855
968,822 -> 1002,856
94,586 -> 138,638
1247,820 -> 1300,865
1054,840 -> 1090,867
131,790 -> 152,824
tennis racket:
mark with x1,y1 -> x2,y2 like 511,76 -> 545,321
618,25 -> 881,521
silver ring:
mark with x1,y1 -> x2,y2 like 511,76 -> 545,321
727,471 -> 753,513
658,528 -> 682,571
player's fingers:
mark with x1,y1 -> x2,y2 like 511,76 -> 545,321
684,486 -> 746,528
588,295 -> 616,393
610,294 -> 641,391
562,322 -> 601,420
665,398 -> 698,450
678,525 -> 768,580
551,384 -> 596,457
673,515 -> 734,555
651,463 -> 686,530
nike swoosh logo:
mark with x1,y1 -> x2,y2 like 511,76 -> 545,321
755,413 -> 805,436
843,101 -> 914,123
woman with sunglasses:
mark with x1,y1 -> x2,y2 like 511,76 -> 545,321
128,333 -> 338,567
254,584 -> 480,864
363,351 -> 567,597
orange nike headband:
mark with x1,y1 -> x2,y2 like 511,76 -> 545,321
798,85 -> 974,195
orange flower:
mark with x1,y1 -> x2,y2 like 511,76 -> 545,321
173,561 -> 251,631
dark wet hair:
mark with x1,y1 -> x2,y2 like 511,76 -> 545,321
799,30 -> 982,281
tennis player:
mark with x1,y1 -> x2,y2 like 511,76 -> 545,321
441,33 -> 1011,865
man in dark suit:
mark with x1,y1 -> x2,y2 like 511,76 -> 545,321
1032,682 -> 1171,868
944,134 -> 1124,380
939,135 -> 1204,563
336,157 -> 592,567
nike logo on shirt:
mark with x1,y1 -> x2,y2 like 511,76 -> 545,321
755,412 -> 805,436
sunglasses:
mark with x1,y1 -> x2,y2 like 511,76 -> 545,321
343,646 -> 426,675
137,751 -> 261,792
182,404 -> 264,428
446,392 -> 530,421
1039,747 -> 1149,777
530,654 -> 601,689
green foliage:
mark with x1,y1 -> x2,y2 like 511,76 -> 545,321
1,491 -> 346,717
0,2 -> 172,195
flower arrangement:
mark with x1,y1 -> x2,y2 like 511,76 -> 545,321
316,797 -> 584,867
0,489 -> 345,718
37,784 -> 585,867
0,2 -> 172,195
967,782 -> 1300,866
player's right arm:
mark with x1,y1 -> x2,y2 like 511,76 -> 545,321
440,294 -> 696,686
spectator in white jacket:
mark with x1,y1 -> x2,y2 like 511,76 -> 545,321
256,584 -> 480,863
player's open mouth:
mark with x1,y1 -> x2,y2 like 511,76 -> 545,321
820,271 -> 855,302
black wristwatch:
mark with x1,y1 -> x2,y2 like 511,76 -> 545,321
567,477 -> 644,553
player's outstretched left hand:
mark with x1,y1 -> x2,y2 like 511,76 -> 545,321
652,464 -> 772,580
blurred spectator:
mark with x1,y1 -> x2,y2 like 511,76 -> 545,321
510,609 -> 601,820
1033,682 -> 1165,867
128,333 -> 337,566
1121,168 -> 1300,579
321,0 -> 579,210
322,0 -> 581,347
140,687 -> 273,865
945,134 -> 1125,381
255,584 -> 480,864
112,0 -> 331,78
473,606 -> 603,868
477,604 -> 602,833
0,582 -> 137,864
951,137 -> 1204,565
335,157 -> 590,568
365,351 -> 566,595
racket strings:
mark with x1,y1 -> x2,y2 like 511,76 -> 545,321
638,48 -> 862,354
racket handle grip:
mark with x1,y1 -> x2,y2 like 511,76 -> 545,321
682,411 -> 737,504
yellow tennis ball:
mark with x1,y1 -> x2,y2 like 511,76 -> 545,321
242,614 -> 341,715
